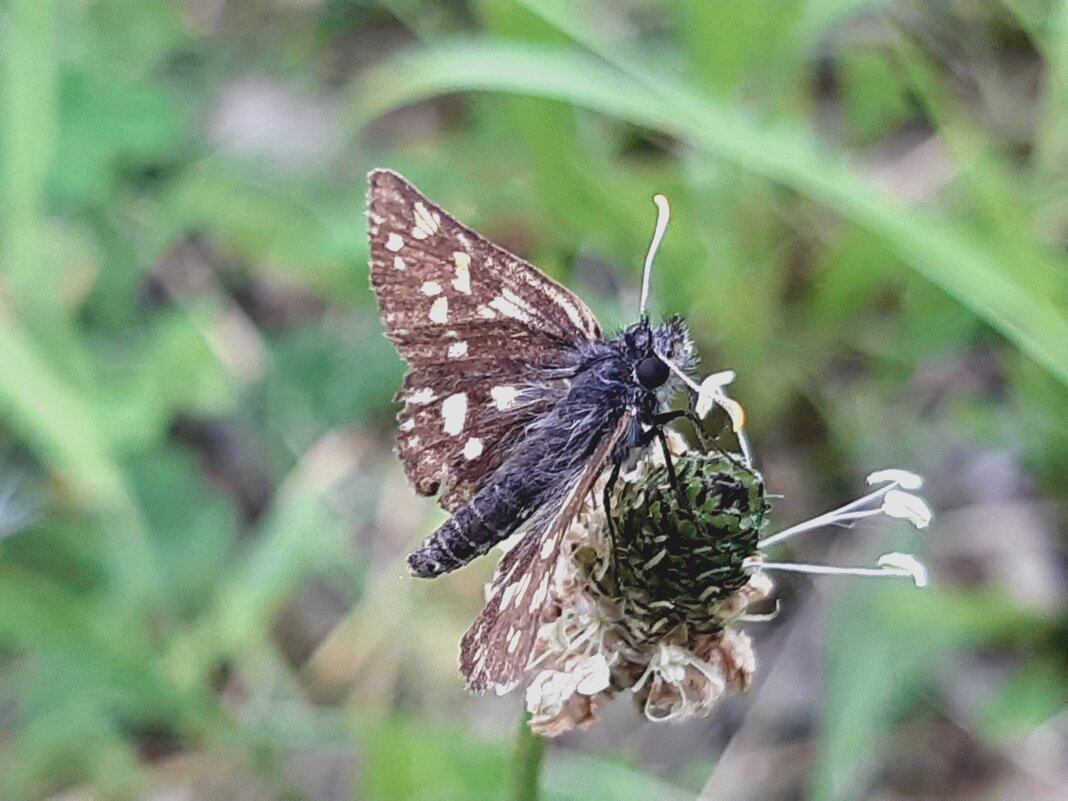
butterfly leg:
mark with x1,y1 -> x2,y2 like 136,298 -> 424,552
654,427 -> 689,509
652,408 -> 713,451
602,455 -> 623,547
636,421 -> 687,509
646,412 -> 699,511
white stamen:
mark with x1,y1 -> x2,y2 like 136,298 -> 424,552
745,553 -> 929,587
867,469 -> 924,490
882,490 -> 932,528
759,469 -> 932,550
665,361 -> 753,465
694,371 -> 744,431
877,552 -> 929,588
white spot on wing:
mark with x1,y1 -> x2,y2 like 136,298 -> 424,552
385,233 -> 404,252
476,305 -> 497,319
429,296 -> 449,323
452,251 -> 472,294
420,281 -> 442,296
499,582 -> 518,610
413,202 -> 440,237
399,418 -> 415,432
501,288 -> 535,310
511,571 -> 532,608
448,341 -> 468,358
489,295 -> 530,322
529,575 -> 550,610
546,287 -> 587,333
409,387 -> 436,405
506,627 -> 522,654
441,392 -> 467,436
462,437 -> 483,460
490,386 -> 519,411
393,255 -> 406,270
518,271 -> 593,335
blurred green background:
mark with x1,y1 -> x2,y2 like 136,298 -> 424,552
1,0 -> 1066,799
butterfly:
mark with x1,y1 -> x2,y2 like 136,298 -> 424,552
368,169 -> 704,693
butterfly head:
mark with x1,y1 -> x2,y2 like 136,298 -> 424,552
621,315 -> 695,405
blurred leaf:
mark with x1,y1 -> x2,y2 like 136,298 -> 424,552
812,582 -> 1049,801
164,434 -> 354,689
0,316 -> 157,596
840,49 -> 914,144
51,67 -> 187,208
154,163 -> 366,299
266,319 -> 404,445
811,584 -> 949,801
677,0 -> 805,102
977,659 -> 1068,739
1026,0 -> 1068,173
544,751 -> 693,801
126,446 -> 238,603
359,716 -> 508,801
96,309 -> 239,451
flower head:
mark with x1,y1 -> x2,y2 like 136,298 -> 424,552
468,372 -> 933,736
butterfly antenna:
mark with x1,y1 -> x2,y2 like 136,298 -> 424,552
639,193 -> 671,318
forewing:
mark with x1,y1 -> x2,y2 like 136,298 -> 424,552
369,169 -> 601,354
459,413 -> 632,694
368,169 -> 602,506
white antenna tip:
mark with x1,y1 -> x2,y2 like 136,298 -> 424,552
639,193 -> 672,317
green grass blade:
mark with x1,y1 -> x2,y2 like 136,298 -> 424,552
348,37 -> 1068,386
2,0 -> 57,320
0,315 -> 155,596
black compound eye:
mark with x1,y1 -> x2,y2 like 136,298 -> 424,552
635,356 -> 670,389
